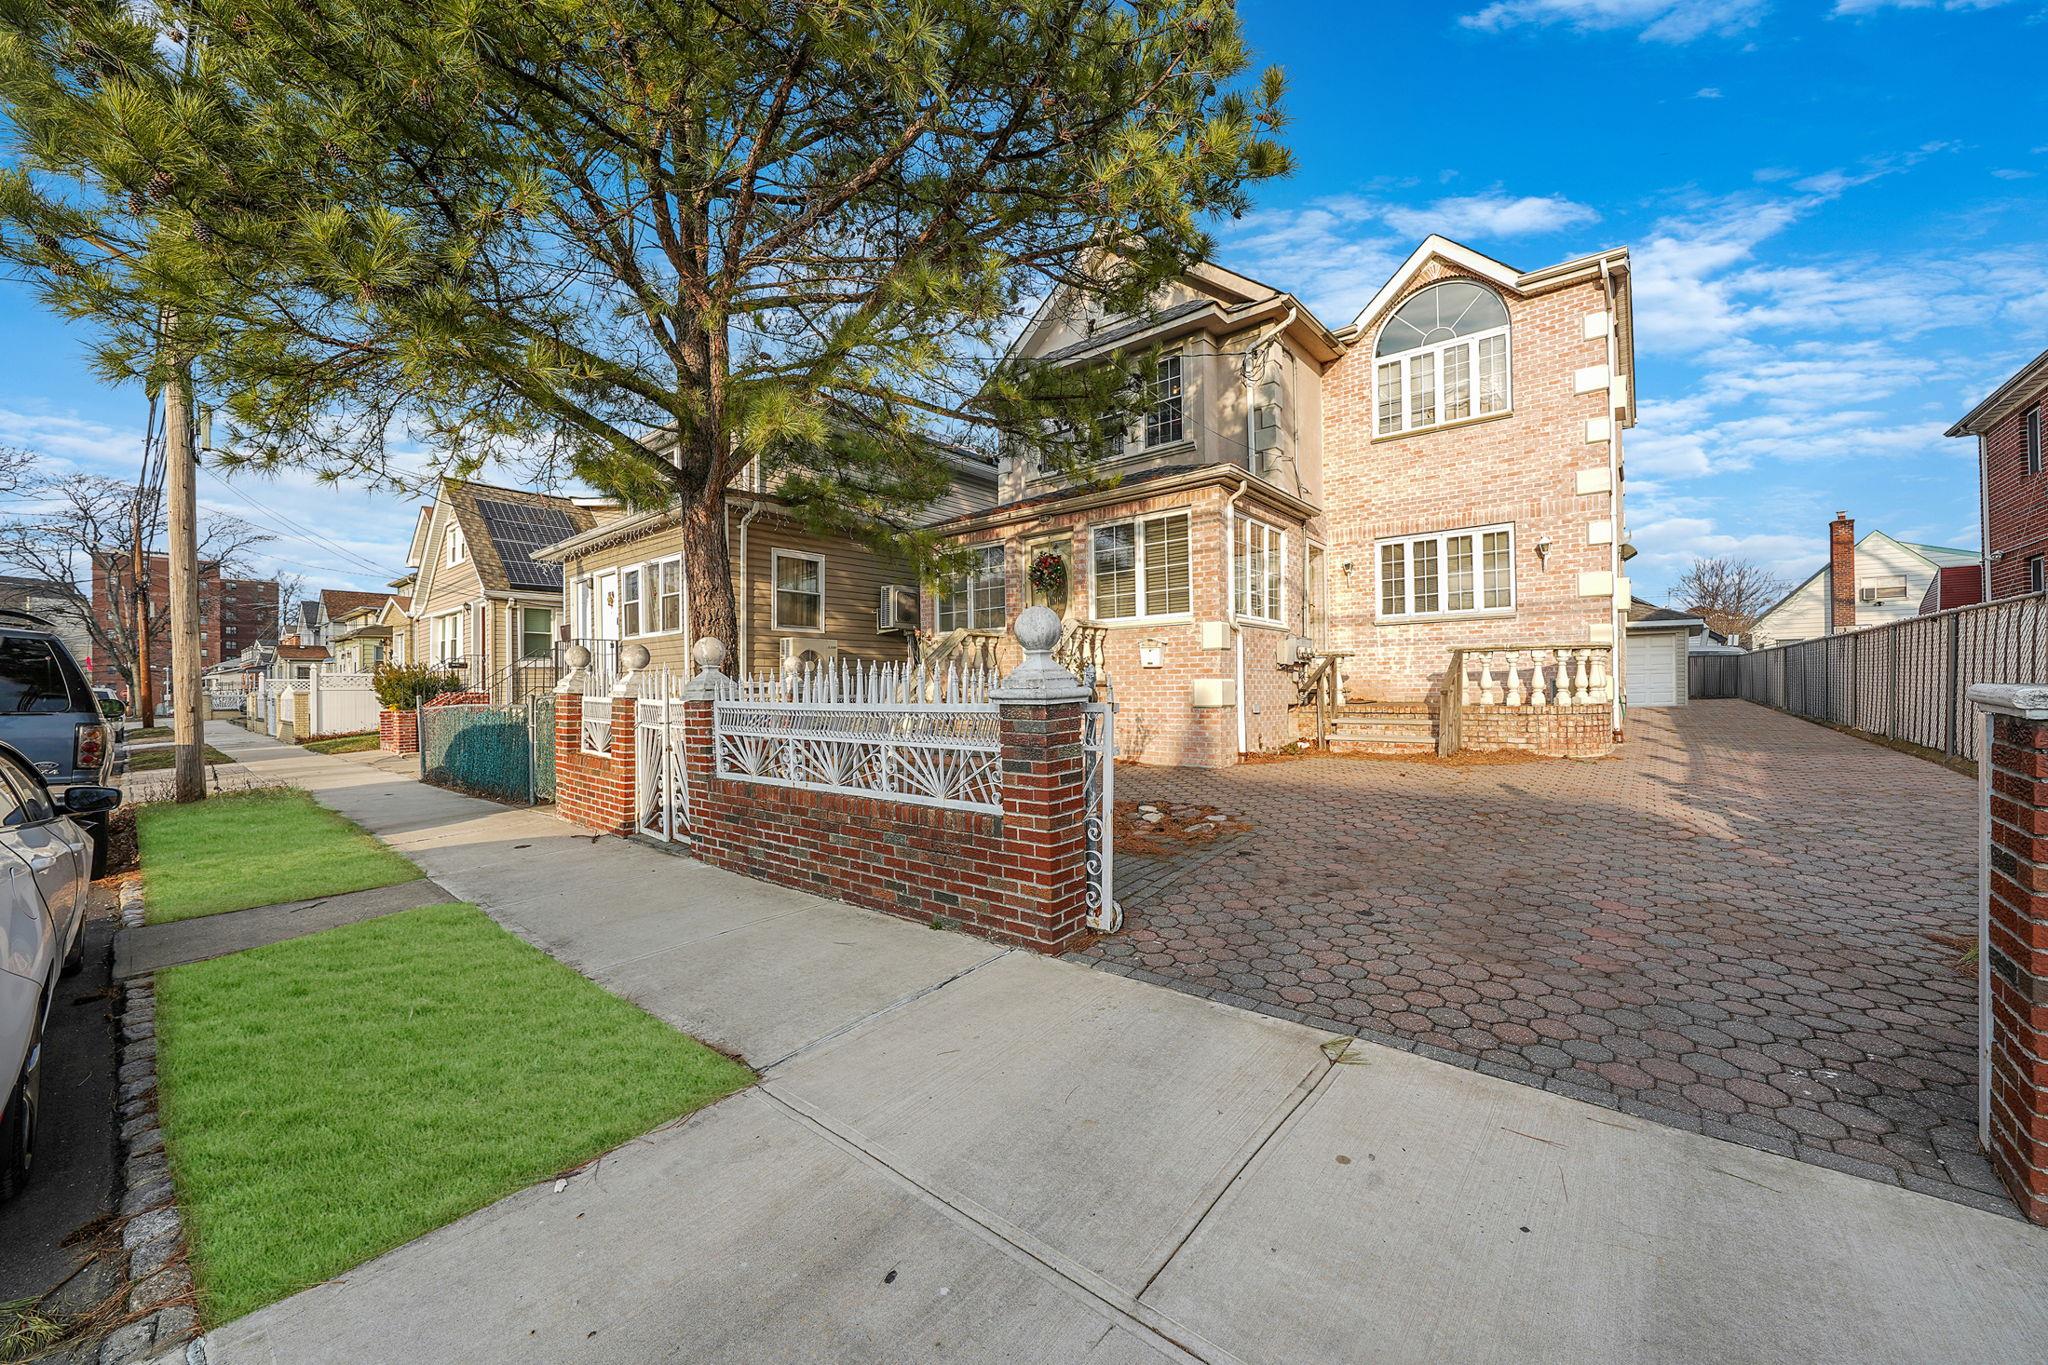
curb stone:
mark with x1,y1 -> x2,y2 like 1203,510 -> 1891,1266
89,878 -> 202,1365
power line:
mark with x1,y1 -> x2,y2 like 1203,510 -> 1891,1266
197,466 -> 393,576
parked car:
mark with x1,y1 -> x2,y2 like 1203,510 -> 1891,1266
0,740 -> 117,1199
0,611 -> 115,874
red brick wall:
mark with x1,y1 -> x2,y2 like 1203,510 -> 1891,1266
1460,702 -> 1614,758
552,687 -> 1095,951
553,692 -> 637,836
377,708 -> 418,755
1828,513 -> 1857,633
1982,401 -> 2048,601
1320,262 -> 1622,702
1986,710 -> 2048,1224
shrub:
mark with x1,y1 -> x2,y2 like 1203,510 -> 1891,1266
372,662 -> 463,711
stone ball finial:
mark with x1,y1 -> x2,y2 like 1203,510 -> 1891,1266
692,636 -> 727,674
563,644 -> 592,670
1013,604 -> 1062,656
620,643 -> 651,673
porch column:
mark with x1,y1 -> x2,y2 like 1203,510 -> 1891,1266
992,607 -> 1093,953
1970,683 -> 2048,1225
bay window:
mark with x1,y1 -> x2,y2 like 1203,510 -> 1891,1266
653,559 -> 683,633
1233,515 -> 1284,625
939,545 -> 1006,631
1376,524 -> 1515,620
1092,512 -> 1190,621
1373,281 -> 1511,437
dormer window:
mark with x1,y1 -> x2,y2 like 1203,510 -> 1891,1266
1373,281 -> 1510,437
445,524 -> 467,566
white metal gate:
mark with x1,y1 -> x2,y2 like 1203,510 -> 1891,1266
636,692 -> 689,843
1082,687 -> 1120,933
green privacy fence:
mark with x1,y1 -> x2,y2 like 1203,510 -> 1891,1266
419,697 -> 558,804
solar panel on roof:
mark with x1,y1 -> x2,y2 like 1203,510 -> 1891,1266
473,498 -> 579,591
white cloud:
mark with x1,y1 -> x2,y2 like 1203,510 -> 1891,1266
1380,192 -> 1600,240
1459,0 -> 1767,42
1993,168 -> 2038,180
1832,0 -> 2014,13
1695,86 -> 1724,98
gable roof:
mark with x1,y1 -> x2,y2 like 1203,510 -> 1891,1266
1946,345 -> 2048,438
1755,529 -> 1977,624
423,479 -> 598,597
320,588 -> 388,618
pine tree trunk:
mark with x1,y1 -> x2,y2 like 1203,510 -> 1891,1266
681,491 -> 737,673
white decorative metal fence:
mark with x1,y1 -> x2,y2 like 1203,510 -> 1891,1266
635,672 -> 690,843
580,695 -> 614,755
1082,689 -> 1121,933
1689,591 -> 2048,763
713,662 -> 1002,813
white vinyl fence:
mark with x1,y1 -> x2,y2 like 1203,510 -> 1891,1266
1689,591 -> 2048,763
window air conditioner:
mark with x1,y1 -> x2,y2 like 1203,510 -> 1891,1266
780,637 -> 839,674
877,585 -> 920,633
1858,586 -> 1877,603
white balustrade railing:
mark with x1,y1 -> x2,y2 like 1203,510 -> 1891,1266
1458,645 -> 1614,708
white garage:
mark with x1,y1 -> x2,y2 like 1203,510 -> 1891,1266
1624,603 -> 1704,709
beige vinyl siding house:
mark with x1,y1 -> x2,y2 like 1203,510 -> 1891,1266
1751,531 -> 1979,648
541,494 -> 959,680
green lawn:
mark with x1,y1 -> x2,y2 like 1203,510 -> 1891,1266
156,904 -> 754,1324
137,788 -> 418,923
124,744 -> 237,772
301,731 -> 378,755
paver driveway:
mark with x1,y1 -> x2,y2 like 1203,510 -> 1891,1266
1078,701 -> 2004,1213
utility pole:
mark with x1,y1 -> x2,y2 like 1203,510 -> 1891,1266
130,481 -> 153,725
164,355 -> 204,802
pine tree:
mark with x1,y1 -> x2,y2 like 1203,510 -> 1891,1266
0,0 -> 1290,654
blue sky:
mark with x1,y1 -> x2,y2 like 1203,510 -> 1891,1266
2,0 -> 2044,600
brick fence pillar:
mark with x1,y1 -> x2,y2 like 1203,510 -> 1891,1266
1969,683 -> 2048,1225
992,607 -> 1095,953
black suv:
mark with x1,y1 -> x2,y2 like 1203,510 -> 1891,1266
0,610 -> 115,873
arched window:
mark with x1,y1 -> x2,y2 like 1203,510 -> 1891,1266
1373,281 -> 1510,436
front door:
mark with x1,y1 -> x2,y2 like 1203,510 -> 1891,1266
595,571 -> 620,639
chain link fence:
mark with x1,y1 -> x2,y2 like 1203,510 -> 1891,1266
1690,591 -> 2048,763
419,697 -> 558,804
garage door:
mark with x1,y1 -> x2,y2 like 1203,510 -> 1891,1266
1625,632 -> 1679,707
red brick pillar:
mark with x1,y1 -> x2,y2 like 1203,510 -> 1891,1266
996,697 -> 1091,952
1972,683 -> 2048,1225
992,606 -> 1095,954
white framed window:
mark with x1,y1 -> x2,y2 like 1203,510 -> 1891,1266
772,549 -> 824,632
1376,524 -> 1515,620
574,576 -> 595,637
636,557 -> 683,635
520,607 -> 553,659
444,524 -> 468,566
1373,281 -> 1511,437
620,566 -> 642,636
2027,407 -> 2042,476
1233,515 -> 1285,625
2030,555 -> 2045,595
1860,575 -> 1909,603
1091,511 -> 1191,621
1143,353 -> 1184,448
431,609 -> 464,663
938,544 -> 1006,632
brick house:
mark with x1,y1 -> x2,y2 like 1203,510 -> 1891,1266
1949,347 -> 2048,601
86,551 -> 278,706
922,236 -> 1637,765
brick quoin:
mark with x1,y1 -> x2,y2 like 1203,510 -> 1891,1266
553,679 -> 1097,953
1974,689 -> 2048,1225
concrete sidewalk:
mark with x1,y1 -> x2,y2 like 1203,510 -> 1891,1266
190,722 -> 2048,1363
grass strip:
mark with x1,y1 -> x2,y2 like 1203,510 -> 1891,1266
138,788 -> 417,924
156,903 -> 753,1324
300,732 -> 378,755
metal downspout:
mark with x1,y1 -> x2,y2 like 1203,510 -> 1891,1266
732,500 -> 764,675
1225,476 -> 1248,757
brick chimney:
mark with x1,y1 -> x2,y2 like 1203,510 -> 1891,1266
1827,512 -> 1856,634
